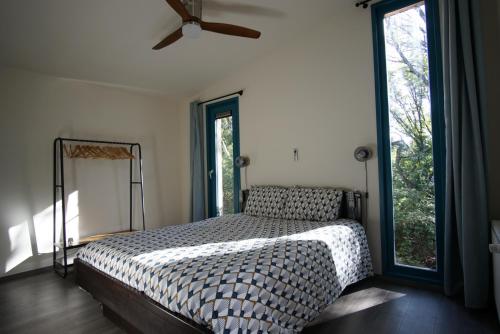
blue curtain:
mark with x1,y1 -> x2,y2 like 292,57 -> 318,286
440,0 -> 490,308
190,101 -> 206,222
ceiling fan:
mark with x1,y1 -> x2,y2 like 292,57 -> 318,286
153,0 -> 261,50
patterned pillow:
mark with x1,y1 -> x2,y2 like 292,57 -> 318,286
283,187 -> 343,221
244,186 -> 288,218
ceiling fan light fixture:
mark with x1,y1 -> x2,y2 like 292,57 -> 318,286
182,21 -> 202,38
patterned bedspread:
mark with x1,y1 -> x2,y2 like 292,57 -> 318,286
77,214 -> 372,333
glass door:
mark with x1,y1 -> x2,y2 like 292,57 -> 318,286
373,0 -> 444,282
206,97 -> 240,217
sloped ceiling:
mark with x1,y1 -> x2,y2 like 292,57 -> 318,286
0,0 -> 350,96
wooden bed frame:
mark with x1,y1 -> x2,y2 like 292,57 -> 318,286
75,190 -> 365,333
75,258 -> 210,334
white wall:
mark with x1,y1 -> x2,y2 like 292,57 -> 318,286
0,67 -> 182,277
179,6 -> 382,273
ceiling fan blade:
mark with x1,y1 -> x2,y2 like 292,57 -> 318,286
166,0 -> 192,21
153,28 -> 183,50
200,21 -> 261,39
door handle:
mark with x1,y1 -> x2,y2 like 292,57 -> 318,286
208,169 -> 214,180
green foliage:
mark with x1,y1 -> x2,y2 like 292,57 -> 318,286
385,6 -> 436,269
220,117 -> 234,215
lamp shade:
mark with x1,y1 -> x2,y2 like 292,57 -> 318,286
354,146 -> 372,162
235,156 -> 250,168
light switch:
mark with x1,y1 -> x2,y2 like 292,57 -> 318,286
293,148 -> 299,161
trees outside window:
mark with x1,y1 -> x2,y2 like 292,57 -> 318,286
384,4 -> 437,269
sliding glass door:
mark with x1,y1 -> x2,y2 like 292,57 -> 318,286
373,0 -> 444,282
206,97 -> 240,218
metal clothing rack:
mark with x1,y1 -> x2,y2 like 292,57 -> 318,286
53,137 -> 146,277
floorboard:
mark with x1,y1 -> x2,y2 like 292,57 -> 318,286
0,271 -> 498,333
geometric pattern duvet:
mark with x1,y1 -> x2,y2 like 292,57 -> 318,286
77,214 -> 373,333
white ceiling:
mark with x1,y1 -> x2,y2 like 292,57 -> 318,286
0,0 -> 349,97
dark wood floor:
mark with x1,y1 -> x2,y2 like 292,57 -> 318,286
1,271 -> 498,334
304,279 -> 500,334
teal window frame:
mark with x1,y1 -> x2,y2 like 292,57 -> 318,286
372,0 -> 446,284
205,97 -> 241,218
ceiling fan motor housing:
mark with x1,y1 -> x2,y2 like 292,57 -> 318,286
182,0 -> 202,19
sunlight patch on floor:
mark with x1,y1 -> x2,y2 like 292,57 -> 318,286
309,287 -> 406,326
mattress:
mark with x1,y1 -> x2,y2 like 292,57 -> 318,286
77,214 -> 373,333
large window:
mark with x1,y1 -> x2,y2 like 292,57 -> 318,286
373,0 -> 444,282
206,97 -> 240,217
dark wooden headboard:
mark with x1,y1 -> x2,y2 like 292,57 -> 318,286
240,188 -> 367,229
340,190 -> 366,228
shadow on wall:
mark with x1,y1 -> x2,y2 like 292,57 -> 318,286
0,191 -> 80,276
0,135 -> 166,277
0,110 -> 174,276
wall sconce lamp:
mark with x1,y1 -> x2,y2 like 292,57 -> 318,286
354,146 -> 373,199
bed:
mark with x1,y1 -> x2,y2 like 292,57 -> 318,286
75,187 -> 373,333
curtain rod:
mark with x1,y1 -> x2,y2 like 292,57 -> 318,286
355,0 -> 373,9
197,90 -> 244,106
